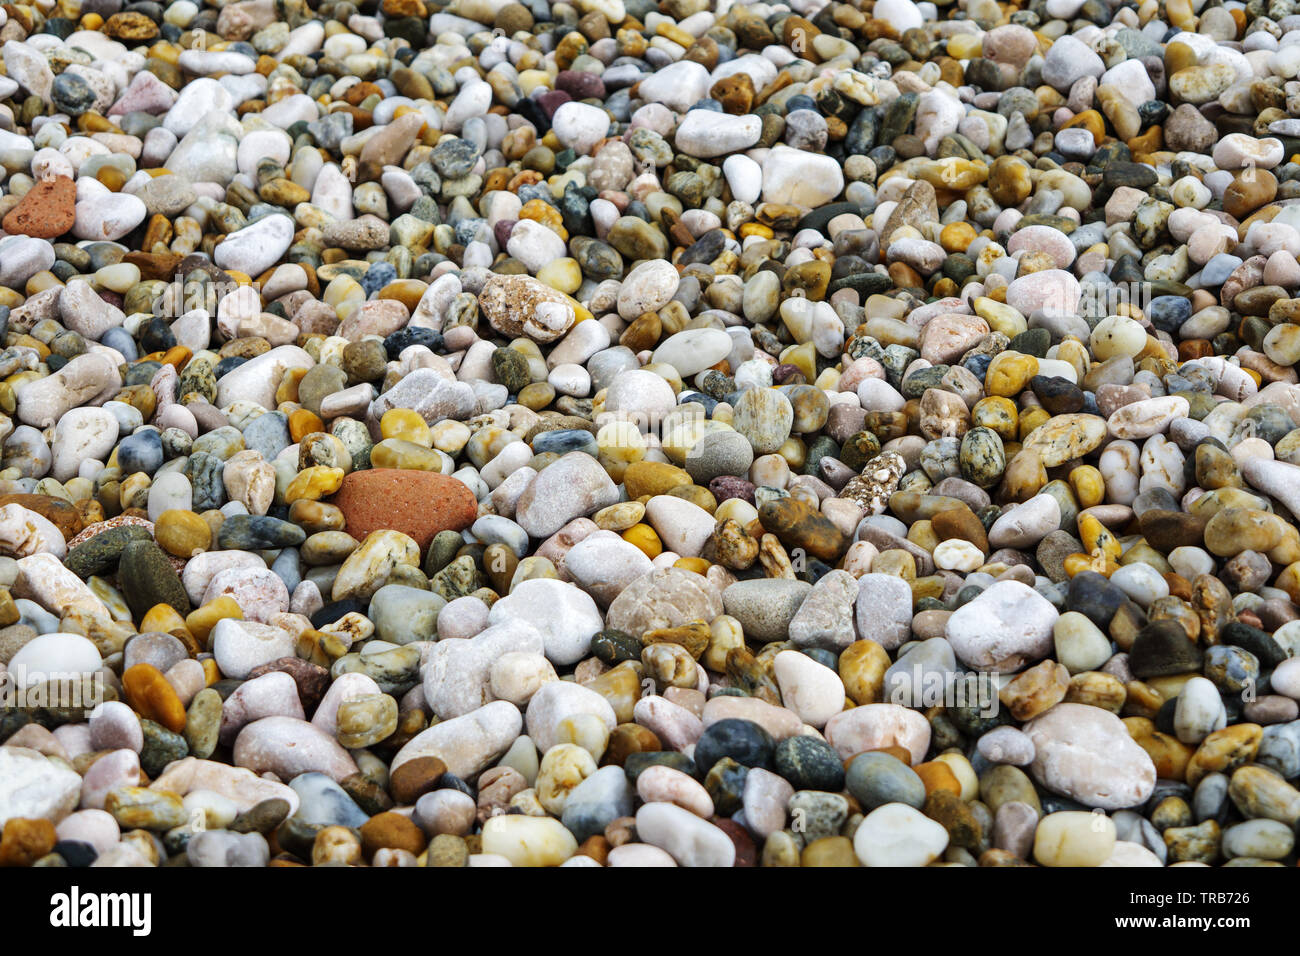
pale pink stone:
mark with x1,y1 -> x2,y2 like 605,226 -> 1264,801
1005,269 -> 1081,318
824,704 -> 931,764
636,765 -> 714,818
56,809 -> 120,854
218,671 -> 306,745
918,314 -> 990,364
232,716 -> 359,782
1007,225 -> 1076,269
633,695 -> 704,751
607,843 -> 678,866
80,749 -> 142,810
700,695 -> 803,740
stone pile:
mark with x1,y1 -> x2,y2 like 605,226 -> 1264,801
0,0 -> 1298,867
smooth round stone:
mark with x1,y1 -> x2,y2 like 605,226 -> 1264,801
731,387 -> 794,455
682,429 -> 754,485
853,573 -> 914,650
1109,563 -> 1168,608
976,726 -> 1035,766
289,772 -> 369,828
489,578 -> 604,666
651,328 -> 733,376
233,716 -> 358,782
692,719 -> 774,773
617,259 -> 679,319
1173,677 -> 1228,745
1221,819 -> 1294,860
845,751 -> 926,811
8,632 -> 102,688
480,815 -> 578,866
722,579 -> 812,644
413,788 -> 477,837
562,764 -> 634,841
635,802 -> 735,867
772,650 -> 845,728
1052,612 -> 1112,675
523,680 -> 616,753
368,584 -> 446,644
945,580 -> 1059,671
853,803 -> 949,866
825,704 -> 931,765
211,619 -> 295,680
1024,703 -> 1156,810
1033,810 -> 1116,867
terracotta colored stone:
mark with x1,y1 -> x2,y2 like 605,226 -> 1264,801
359,810 -> 427,858
1,176 -> 75,239
122,661 -> 188,733
914,760 -> 962,796
0,818 -> 56,866
328,469 -> 477,554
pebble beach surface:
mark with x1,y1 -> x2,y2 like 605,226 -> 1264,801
0,0 -> 1298,871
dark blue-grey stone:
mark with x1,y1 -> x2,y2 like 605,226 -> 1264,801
217,515 -> 306,550
116,429 -> 164,476
693,718 -> 774,772
531,428 -> 598,457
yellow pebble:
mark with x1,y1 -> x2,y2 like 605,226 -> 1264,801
370,439 -> 447,472
154,508 -> 212,558
519,198 -> 568,239
1017,407 -> 1051,441
431,420 -> 471,455
656,21 -> 695,46
622,523 -> 663,559
285,466 -> 346,503
381,408 -> 433,446
971,396 -> 1018,442
1078,513 -> 1121,561
1069,465 -> 1105,508
1064,550 -> 1120,578
140,604 -> 191,639
939,221 -> 976,253
984,351 -> 1038,397
673,557 -> 711,575
946,33 -> 982,58
186,596 -> 243,647
536,257 -> 583,294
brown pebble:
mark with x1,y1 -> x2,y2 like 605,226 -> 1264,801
1,176 -> 76,239
358,811 -> 427,859
388,755 -> 448,804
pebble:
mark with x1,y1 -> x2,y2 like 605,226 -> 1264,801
635,802 -> 734,867
0,0 -> 1292,873
946,581 -> 1059,672
853,803 -> 949,867
1025,704 -> 1157,810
